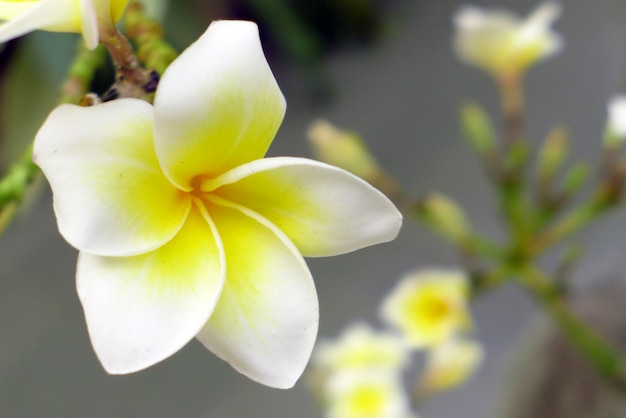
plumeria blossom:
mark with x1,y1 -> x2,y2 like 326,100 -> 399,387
309,322 -> 410,399
325,371 -> 418,418
0,0 -> 128,49
33,20 -> 402,388
379,268 -> 472,348
453,2 -> 562,78
313,322 -> 410,373
417,337 -> 483,395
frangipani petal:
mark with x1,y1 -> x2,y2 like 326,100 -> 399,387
206,157 -> 402,257
105,0 -> 129,22
88,0 -> 129,29
153,20 -> 285,190
33,99 -> 191,257
80,0 -> 98,50
196,198 -> 318,388
0,0 -> 84,45
77,205 -> 225,374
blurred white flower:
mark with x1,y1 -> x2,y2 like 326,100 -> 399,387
453,2 -> 562,78
605,95 -> 626,148
313,322 -> 410,373
325,371 -> 418,418
380,268 -> 472,348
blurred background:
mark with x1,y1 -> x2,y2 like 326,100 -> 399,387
2,0 -> 626,416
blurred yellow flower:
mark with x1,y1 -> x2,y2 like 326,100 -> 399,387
417,337 -> 484,395
325,371 -> 418,418
0,0 -> 128,49
313,322 -> 410,373
379,268 -> 472,347
308,322 -> 409,402
453,2 -> 562,79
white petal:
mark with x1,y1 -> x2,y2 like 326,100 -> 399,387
196,197 -> 318,388
80,0 -> 98,50
608,95 -> 626,136
153,20 -> 286,190
204,157 -> 402,257
33,100 -> 191,257
77,204 -> 225,374
0,0 -> 83,45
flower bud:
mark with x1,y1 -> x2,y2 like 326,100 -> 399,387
537,127 -> 569,179
460,101 -> 496,154
307,120 -> 403,200
419,193 -> 471,244
307,119 -> 380,181
562,162 -> 590,195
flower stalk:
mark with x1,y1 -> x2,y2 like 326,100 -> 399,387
520,264 -> 626,390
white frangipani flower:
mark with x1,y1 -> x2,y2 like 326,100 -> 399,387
325,371 -> 418,418
453,2 -> 562,78
313,322 -> 410,373
0,0 -> 128,49
379,268 -> 471,348
33,20 -> 402,388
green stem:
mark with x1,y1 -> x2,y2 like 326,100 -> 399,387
530,188 -> 617,255
520,265 -> 626,389
498,74 -> 524,147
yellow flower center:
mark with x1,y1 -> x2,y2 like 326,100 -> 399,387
349,386 -> 386,416
410,293 -> 451,324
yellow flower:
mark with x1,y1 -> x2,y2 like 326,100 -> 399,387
0,0 -> 128,49
308,322 -> 410,399
453,2 -> 562,78
325,371 -> 418,418
379,268 -> 471,348
417,337 -> 483,394
33,21 -> 402,388
313,322 -> 410,372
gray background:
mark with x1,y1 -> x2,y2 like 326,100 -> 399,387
2,0 -> 626,417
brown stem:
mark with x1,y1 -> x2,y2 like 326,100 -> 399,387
498,74 -> 524,147
98,28 -> 157,101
